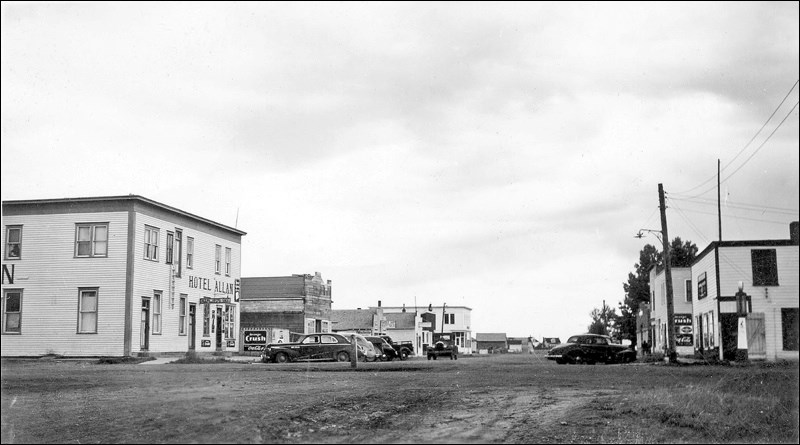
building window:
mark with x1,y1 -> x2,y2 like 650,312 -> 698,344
225,305 -> 235,339
449,313 -> 455,324
5,226 -> 22,259
175,230 -> 183,277
215,245 -> 221,274
144,226 -> 159,261
203,303 -> 209,337
75,224 -> 108,258
752,249 -> 779,286
78,289 -> 98,333
3,289 -> 22,333
165,231 -> 174,264
179,294 -> 187,335
187,237 -> 194,269
782,308 -> 798,351
152,292 -> 162,334
685,280 -> 692,302
697,272 -> 707,300
225,247 -> 231,276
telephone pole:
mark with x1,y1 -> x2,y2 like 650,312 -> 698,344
659,183 -> 678,363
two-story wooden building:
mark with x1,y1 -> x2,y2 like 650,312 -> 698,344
1,195 -> 246,357
649,266 -> 694,356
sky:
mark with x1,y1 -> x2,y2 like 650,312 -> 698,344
2,2 -> 799,342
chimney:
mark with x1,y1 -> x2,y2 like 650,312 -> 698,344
378,300 -> 382,307
402,304 -> 406,313
790,221 -> 799,245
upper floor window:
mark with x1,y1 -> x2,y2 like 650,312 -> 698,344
225,247 -> 231,276
3,289 -> 22,333
165,231 -> 174,264
5,226 -> 22,260
75,224 -> 108,258
697,272 -> 708,300
752,249 -> 779,286
175,230 -> 183,277
144,226 -> 159,261
78,288 -> 98,334
685,280 -> 692,302
186,237 -> 194,269
215,245 -> 221,274
449,313 -> 455,324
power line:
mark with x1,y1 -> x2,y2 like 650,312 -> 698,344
668,196 -> 799,216
679,99 -> 799,199
674,79 -> 799,196
670,206 -> 793,225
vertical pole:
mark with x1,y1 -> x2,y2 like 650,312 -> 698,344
659,184 -> 678,363
350,334 -> 358,368
717,159 -> 722,242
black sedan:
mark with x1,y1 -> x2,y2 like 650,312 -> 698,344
365,336 -> 398,361
545,334 -> 636,365
261,333 -> 376,363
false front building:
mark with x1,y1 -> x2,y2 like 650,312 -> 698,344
1,195 -> 246,357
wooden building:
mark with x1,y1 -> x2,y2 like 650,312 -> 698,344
476,333 -> 508,354
239,273 -> 332,337
1,195 -> 245,357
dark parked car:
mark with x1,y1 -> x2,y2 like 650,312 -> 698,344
427,334 -> 458,360
545,334 -> 636,365
365,336 -> 398,361
380,335 -> 414,360
261,333 -> 376,363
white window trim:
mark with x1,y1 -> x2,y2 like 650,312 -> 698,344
5,226 -> 22,260
152,291 -> 162,335
75,223 -> 108,258
215,245 -> 221,275
3,289 -> 22,334
186,237 -> 194,269
179,295 -> 187,336
225,247 -> 231,276
78,288 -> 98,334
144,226 -> 160,261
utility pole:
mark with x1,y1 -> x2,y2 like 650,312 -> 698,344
717,159 -> 722,241
658,183 -> 677,363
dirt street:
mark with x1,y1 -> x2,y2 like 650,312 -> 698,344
2,353 -> 798,444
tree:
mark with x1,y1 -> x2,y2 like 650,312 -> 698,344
587,304 -> 617,337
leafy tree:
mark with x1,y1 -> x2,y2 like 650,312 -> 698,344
587,304 -> 618,337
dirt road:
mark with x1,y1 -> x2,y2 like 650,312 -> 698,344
2,354 -> 797,443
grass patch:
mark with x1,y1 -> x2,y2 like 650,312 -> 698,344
96,356 -> 155,364
170,351 -> 229,364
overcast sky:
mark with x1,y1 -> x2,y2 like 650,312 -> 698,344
2,2 -> 799,342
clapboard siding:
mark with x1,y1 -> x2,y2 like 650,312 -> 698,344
1,212 -> 129,356
131,213 -> 242,355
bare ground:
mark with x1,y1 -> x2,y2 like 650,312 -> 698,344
2,353 -> 798,444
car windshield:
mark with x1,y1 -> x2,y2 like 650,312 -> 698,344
567,336 -> 582,344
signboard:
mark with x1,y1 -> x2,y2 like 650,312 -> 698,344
243,330 -> 267,352
199,297 -> 230,304
674,313 -> 693,346
201,339 -> 211,347
226,340 -> 236,348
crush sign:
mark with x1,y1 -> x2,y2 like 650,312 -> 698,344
243,330 -> 267,352
674,313 -> 694,346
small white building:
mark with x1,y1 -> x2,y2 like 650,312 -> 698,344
2,195 -> 246,357
649,265 -> 694,356
380,304 -> 473,355
690,222 -> 798,362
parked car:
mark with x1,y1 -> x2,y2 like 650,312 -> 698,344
365,336 -> 398,361
545,334 -> 636,365
427,333 -> 458,360
379,335 -> 414,360
261,332 -> 376,363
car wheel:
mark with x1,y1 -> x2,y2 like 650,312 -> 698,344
453,354 -> 458,360
427,355 -> 432,360
555,358 -> 566,365
572,352 -> 585,365
336,351 -> 350,362
400,349 -> 409,360
274,352 -> 289,364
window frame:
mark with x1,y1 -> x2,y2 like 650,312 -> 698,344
225,247 -> 231,276
77,288 -> 99,334
5,226 -> 22,260
751,249 -> 779,286
215,245 -> 221,275
178,294 -> 187,336
165,231 -> 174,265
75,223 -> 109,258
152,291 -> 162,335
781,308 -> 798,351
144,226 -> 160,261
2,289 -> 22,334
175,229 -> 183,277
186,236 -> 194,269
685,279 -> 692,303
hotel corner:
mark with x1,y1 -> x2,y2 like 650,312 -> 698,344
1,195 -> 246,357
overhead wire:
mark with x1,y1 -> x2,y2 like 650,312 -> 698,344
672,79 -> 799,197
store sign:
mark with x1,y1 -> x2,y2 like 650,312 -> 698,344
199,297 -> 231,304
201,340 -> 211,347
227,340 -> 236,348
243,330 -> 267,352
674,313 -> 693,346
189,275 -> 235,295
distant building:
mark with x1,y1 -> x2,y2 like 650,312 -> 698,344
239,273 -> 332,338
330,303 -> 422,355
381,304 -> 473,355
649,265 -> 694,356
542,337 -> 561,348
476,333 -> 507,353
1,195 -> 245,357
507,337 -> 525,353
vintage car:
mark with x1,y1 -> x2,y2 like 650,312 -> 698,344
261,332 -> 376,363
380,335 -> 414,360
427,333 -> 458,360
545,334 -> 636,365
365,336 -> 398,361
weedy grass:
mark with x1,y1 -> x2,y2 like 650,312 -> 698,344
170,351 -> 229,364
603,365 -> 799,443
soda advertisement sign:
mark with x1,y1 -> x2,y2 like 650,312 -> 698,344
243,330 -> 267,352
674,313 -> 693,346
